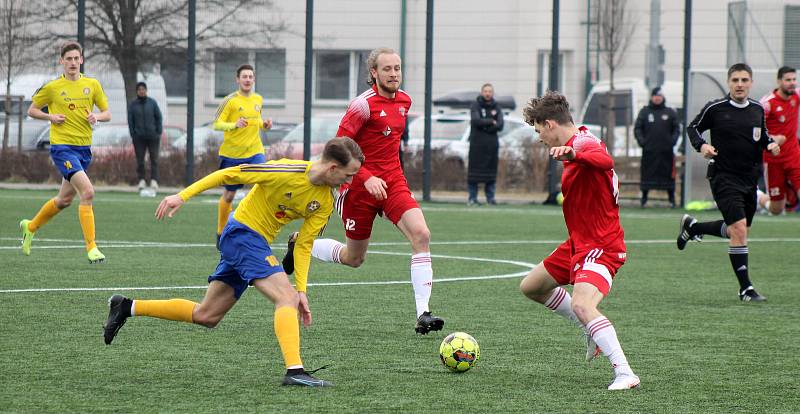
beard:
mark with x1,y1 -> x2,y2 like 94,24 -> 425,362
378,79 -> 399,94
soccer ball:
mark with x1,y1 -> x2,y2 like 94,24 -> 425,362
439,332 -> 480,372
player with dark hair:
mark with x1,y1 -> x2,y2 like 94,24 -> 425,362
19,41 -> 111,263
758,66 -> 800,215
282,47 -> 445,334
519,91 -> 639,390
678,63 -> 780,302
103,138 -> 364,387
212,63 -> 273,249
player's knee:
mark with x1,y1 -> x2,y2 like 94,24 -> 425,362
193,312 -> 223,328
343,253 -> 366,268
408,227 -> 431,249
55,196 -> 73,209
80,188 -> 95,202
727,222 -> 747,240
571,300 -> 595,321
768,203 -> 784,215
275,287 -> 299,308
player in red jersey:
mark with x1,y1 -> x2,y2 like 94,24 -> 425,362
759,66 -> 800,215
518,92 -> 639,390
282,47 -> 444,334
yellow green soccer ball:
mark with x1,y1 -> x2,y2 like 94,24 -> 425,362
439,332 -> 480,372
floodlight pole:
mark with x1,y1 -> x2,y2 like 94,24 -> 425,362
422,0 -> 434,202
78,0 -> 85,72
681,0 -> 692,207
303,0 -> 314,160
185,0 -> 196,185
544,0 -> 561,204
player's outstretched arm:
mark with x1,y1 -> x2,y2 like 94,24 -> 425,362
155,194 -> 185,220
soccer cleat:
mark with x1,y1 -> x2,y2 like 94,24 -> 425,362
739,286 -> 767,302
585,333 -> 601,362
150,180 -> 158,191
19,219 -> 34,256
415,311 -> 445,335
608,373 -> 641,390
676,214 -> 702,250
138,179 -> 146,190
87,247 -> 106,263
281,371 -> 333,387
103,294 -> 130,345
281,232 -> 299,275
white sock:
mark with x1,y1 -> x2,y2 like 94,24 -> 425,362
410,252 -> 433,317
544,286 -> 582,329
131,300 -> 136,316
586,316 -> 633,376
311,239 -> 344,264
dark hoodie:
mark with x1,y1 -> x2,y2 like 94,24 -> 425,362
467,96 -> 505,183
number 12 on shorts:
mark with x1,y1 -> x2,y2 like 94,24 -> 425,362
345,218 -> 356,231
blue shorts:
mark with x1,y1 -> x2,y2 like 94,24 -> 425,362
208,217 -> 284,299
218,153 -> 266,191
51,145 -> 92,180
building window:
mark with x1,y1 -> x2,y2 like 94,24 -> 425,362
784,6 -> 800,69
215,51 -> 248,98
160,48 -> 188,98
727,1 -> 747,67
314,50 -> 371,102
255,50 -> 286,101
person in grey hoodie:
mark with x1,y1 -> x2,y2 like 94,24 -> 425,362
128,81 -> 163,190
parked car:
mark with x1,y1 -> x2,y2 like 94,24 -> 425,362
0,118 -> 50,151
266,114 -> 343,160
405,112 -> 528,167
35,123 -> 186,156
172,121 -> 296,156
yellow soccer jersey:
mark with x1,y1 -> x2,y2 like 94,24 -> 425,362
213,91 -> 267,159
31,74 -> 109,146
178,159 -> 333,292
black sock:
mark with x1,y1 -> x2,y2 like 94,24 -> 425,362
728,245 -> 751,291
122,298 -> 133,317
667,190 -> 675,205
286,368 -> 305,376
641,190 -> 649,206
691,220 -> 726,238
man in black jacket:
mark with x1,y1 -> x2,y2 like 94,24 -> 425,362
128,82 -> 163,190
467,83 -> 504,205
678,63 -> 780,302
634,87 -> 680,208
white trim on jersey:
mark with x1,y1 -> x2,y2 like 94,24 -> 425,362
691,99 -> 728,143
582,260 -> 613,289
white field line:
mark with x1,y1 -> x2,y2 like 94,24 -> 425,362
0,250 -> 534,294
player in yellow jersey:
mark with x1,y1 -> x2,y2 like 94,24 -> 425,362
212,63 -> 273,249
19,41 -> 111,263
103,137 -> 364,387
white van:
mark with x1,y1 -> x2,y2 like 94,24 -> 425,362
578,78 -> 682,157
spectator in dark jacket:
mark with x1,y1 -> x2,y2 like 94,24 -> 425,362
634,87 -> 680,208
467,83 -> 504,205
128,81 -> 163,190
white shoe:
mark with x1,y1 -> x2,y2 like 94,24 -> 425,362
137,179 -> 146,190
608,372 -> 640,390
585,334 -> 601,362
150,180 -> 158,191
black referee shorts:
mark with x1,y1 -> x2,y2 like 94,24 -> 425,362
709,172 -> 757,226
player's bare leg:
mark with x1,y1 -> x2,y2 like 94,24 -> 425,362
520,263 -> 599,361
397,208 -> 444,334
572,282 -> 639,390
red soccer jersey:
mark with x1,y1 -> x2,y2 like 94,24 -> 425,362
337,85 -> 412,185
760,89 -> 800,162
561,127 -> 625,251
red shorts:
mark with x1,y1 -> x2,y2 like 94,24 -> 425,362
764,159 -> 800,202
542,239 -> 626,296
338,174 -> 420,240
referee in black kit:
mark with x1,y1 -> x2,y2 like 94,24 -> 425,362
676,63 -> 781,302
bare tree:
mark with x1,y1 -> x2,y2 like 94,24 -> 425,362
596,0 -> 636,155
39,0 -> 288,105
0,0 -> 40,151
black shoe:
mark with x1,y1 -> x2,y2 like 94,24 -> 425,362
487,199 -> 497,205
415,311 -> 445,335
281,232 -> 299,275
282,371 -> 333,387
739,286 -> 767,302
104,294 -> 131,345
676,214 -> 702,251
